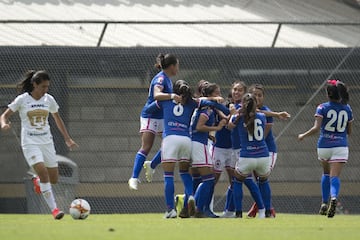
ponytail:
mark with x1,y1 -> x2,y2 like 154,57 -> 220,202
16,70 -> 50,94
154,53 -> 178,70
242,93 -> 257,134
326,79 -> 349,105
337,81 -> 349,104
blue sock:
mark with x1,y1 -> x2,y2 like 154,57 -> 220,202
232,178 -> 243,212
224,186 -> 234,212
321,174 -> 330,203
192,173 -> 202,195
180,170 -> 193,208
245,177 -> 265,209
330,176 -> 340,199
164,172 -> 175,210
204,181 -> 215,212
131,150 -> 147,178
194,174 -> 214,213
258,179 -> 271,210
150,150 -> 162,169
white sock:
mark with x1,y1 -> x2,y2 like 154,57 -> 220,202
258,208 -> 265,218
40,182 -> 57,211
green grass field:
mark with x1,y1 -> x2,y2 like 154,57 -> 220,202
1,213 -> 359,240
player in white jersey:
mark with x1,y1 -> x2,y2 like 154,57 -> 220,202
1,70 -> 78,220
298,80 -> 353,218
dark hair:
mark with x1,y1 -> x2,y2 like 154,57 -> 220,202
173,80 -> 193,104
232,80 -> 247,92
196,80 -> 209,97
202,82 -> 219,97
17,70 -> 50,93
242,93 -> 257,134
154,53 -> 178,70
248,83 -> 265,95
326,79 -> 349,104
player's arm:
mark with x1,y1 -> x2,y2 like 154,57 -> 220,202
0,108 -> 14,131
51,112 -> 79,150
347,121 -> 353,135
196,114 -> 227,132
153,85 -> 181,102
145,101 -> 162,114
298,116 -> 322,141
258,109 -> 291,120
198,99 -> 230,115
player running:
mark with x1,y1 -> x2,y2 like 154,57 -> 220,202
0,70 -> 78,220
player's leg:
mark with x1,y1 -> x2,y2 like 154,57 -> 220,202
162,162 -> 177,218
319,160 -> 330,215
129,131 -> 155,190
193,166 -> 215,218
143,149 -> 161,182
327,161 -> 345,218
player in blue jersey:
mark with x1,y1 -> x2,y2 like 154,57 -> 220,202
232,93 -> 271,218
128,53 -> 182,190
190,82 -> 230,218
298,80 -> 353,218
247,84 -> 277,218
145,80 -> 229,218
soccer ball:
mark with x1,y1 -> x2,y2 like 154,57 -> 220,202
69,199 -> 91,220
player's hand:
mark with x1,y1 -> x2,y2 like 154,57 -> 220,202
1,122 -> 11,131
173,94 -> 182,103
213,96 -> 224,103
277,111 -> 291,120
65,138 -> 79,151
298,134 -> 305,141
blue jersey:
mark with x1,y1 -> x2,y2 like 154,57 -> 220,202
146,99 -> 229,138
238,112 -> 269,158
231,103 -> 242,149
214,111 -> 232,148
259,105 -> 277,153
191,107 -> 216,145
315,101 -> 353,148
141,71 -> 173,119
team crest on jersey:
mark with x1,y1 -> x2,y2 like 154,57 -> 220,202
157,76 -> 164,84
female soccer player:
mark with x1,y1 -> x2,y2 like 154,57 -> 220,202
247,84 -> 277,218
128,53 -> 181,190
298,80 -> 353,218
190,82 -> 229,218
232,93 -> 270,218
0,70 -> 78,220
145,80 -> 228,218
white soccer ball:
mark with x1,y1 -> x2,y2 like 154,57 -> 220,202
69,199 -> 91,220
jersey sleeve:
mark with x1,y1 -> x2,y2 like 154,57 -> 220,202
7,94 -> 23,112
145,100 -> 162,114
262,106 -> 273,125
315,104 -> 324,118
199,100 -> 230,115
48,95 -> 59,113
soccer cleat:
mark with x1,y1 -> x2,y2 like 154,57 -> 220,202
179,207 -> 190,218
235,211 -> 243,218
205,210 -> 219,218
31,176 -> 41,194
194,211 -> 206,218
164,209 -> 177,219
52,208 -> 64,220
247,202 -> 258,218
270,208 -> 276,218
258,208 -> 266,219
221,211 -> 235,218
265,209 -> 273,218
319,203 -> 328,216
327,198 -> 337,218
143,161 -> 155,183
128,178 -> 139,190
175,194 -> 185,215
187,195 -> 196,217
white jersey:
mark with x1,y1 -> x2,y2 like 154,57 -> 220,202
8,92 -> 59,146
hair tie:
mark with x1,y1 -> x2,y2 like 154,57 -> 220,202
327,79 -> 337,86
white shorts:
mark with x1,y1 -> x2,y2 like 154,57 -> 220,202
212,147 -> 233,173
269,152 -> 278,170
140,117 -> 163,134
191,141 -> 213,168
161,135 -> 192,163
235,156 -> 271,178
317,147 -> 348,163
231,148 -> 240,169
22,143 -> 58,168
